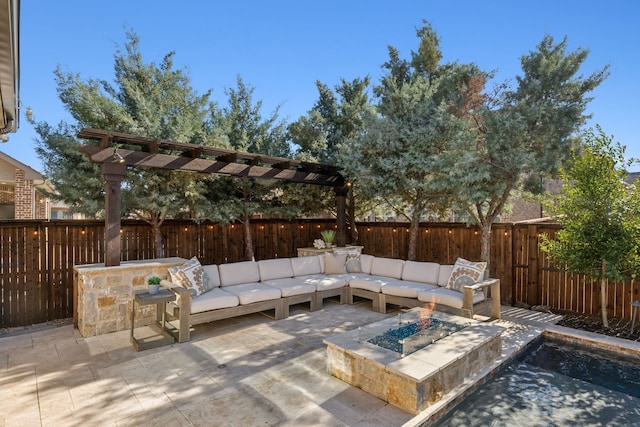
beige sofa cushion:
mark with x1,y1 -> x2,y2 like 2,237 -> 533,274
223,282 -> 282,304
359,254 -> 374,274
349,276 -> 396,293
401,261 -> 440,285
418,287 -> 485,308
218,261 -> 260,287
370,257 -> 404,279
291,256 -> 323,276
296,274 -> 347,291
190,287 -> 239,314
438,265 -> 454,287
258,258 -> 294,281
382,280 -> 438,298
201,264 -> 221,288
262,278 -> 316,297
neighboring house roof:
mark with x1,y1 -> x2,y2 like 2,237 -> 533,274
0,150 -> 45,184
0,0 -> 20,134
626,171 -> 640,185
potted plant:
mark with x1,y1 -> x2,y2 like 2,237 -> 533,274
147,276 -> 162,294
320,229 -> 336,248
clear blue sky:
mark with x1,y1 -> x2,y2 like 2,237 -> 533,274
5,0 -> 639,172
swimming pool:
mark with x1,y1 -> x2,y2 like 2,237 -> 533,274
432,334 -> 640,426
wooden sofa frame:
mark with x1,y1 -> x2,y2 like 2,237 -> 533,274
162,282 -> 348,343
347,278 -> 501,319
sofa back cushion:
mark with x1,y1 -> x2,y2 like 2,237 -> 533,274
201,264 -> 221,288
438,265 -> 454,287
370,257 -> 404,279
402,261 -> 440,285
258,258 -> 294,281
359,254 -> 374,274
291,256 -> 323,276
218,261 -> 260,287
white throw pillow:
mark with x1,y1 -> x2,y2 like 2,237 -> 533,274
324,253 -> 347,274
168,257 -> 210,297
446,258 -> 487,292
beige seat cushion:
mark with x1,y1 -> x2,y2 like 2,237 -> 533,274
223,282 -> 282,305
418,287 -> 485,309
348,275 -> 396,293
295,274 -> 347,291
381,280 -> 438,298
262,278 -> 316,297
190,287 -> 239,314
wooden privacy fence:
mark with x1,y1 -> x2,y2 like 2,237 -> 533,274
2,219 -> 639,328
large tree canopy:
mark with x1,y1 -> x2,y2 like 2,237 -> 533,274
340,22 -> 484,260
204,76 -> 291,260
452,35 -> 610,264
34,30 -> 221,257
288,77 -> 374,243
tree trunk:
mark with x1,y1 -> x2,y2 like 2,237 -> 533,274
480,222 -> 492,270
601,259 -> 609,327
348,189 -> 358,244
152,221 -> 164,258
243,213 -> 255,261
407,210 -> 421,261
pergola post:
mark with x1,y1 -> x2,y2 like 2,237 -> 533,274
335,184 -> 349,247
102,162 -> 126,266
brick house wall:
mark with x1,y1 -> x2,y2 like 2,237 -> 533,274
14,168 -> 35,219
0,152 -> 57,219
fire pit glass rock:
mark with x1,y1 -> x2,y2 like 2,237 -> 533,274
365,316 -> 469,357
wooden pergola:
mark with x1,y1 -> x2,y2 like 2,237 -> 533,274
77,128 -> 348,266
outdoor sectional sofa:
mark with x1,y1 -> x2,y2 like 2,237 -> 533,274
161,253 -> 501,342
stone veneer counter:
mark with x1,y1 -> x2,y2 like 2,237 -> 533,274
323,308 -> 505,415
74,257 -> 186,337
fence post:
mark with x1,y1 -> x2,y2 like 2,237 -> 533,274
527,224 -> 540,306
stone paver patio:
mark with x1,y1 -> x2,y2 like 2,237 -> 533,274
0,300 -> 567,426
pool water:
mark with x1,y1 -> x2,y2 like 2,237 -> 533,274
433,336 -> 640,426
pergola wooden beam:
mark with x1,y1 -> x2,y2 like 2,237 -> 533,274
78,128 -> 342,177
77,128 -> 348,266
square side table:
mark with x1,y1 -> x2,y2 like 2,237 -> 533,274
131,289 -> 176,351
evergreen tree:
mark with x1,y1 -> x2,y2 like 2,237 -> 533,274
288,77 -> 374,243
205,76 -> 290,260
341,22 -> 482,260
541,127 -> 640,327
449,35 -> 609,266
34,31 -> 221,257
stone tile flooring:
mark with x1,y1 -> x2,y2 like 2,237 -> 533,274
1,300 -> 413,426
0,302 -> 571,426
